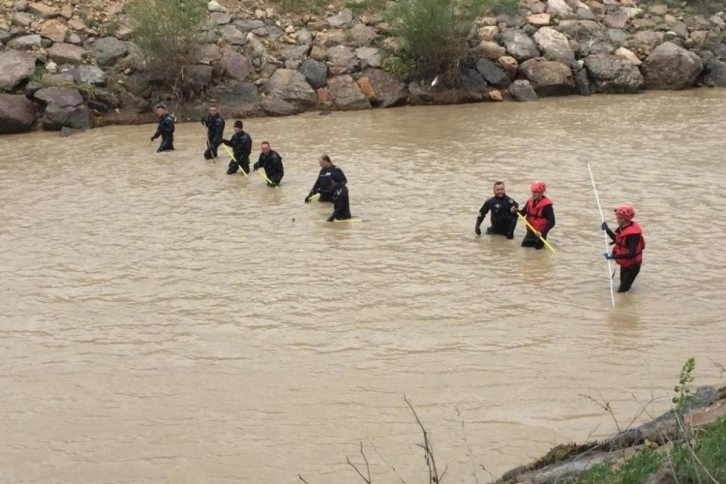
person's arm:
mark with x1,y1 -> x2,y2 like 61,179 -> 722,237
475,201 -> 489,234
540,205 -> 555,237
338,168 -> 347,185
253,154 -> 263,171
151,122 -> 161,140
211,118 -> 224,146
613,234 -> 641,260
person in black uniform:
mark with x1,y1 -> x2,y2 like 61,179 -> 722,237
201,103 -> 225,160
221,120 -> 252,175
253,141 -> 284,187
327,172 -> 351,222
475,181 -> 518,239
305,154 -> 347,203
150,103 -> 175,152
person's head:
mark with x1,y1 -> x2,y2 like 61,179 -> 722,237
614,204 -> 635,225
233,120 -> 243,132
154,103 -> 167,116
493,181 -> 505,197
261,141 -> 271,154
319,154 -> 332,168
209,103 -> 219,116
530,180 -> 546,200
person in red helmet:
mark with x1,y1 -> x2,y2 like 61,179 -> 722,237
602,204 -> 646,293
516,181 -> 555,249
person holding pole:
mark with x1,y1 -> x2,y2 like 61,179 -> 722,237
201,103 -> 225,160
602,205 -> 645,293
515,181 -> 555,250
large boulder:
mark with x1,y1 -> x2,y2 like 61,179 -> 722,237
355,47 -> 382,69
458,66 -> 487,91
265,68 -> 316,111
208,81 -> 258,117
361,69 -> 408,107
47,43 -> 88,64
298,59 -> 328,89
0,51 -> 36,90
533,27 -> 575,65
219,46 -> 252,81
33,86 -> 90,130
507,79 -> 539,101
475,58 -> 512,88
499,29 -> 540,61
327,45 -> 358,75
519,58 -> 575,95
90,37 -> 127,66
0,94 -> 37,133
702,59 -> 726,87
584,53 -> 643,93
64,64 -> 107,85
641,41 -> 704,90
328,75 -> 371,110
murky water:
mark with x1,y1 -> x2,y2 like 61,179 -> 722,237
1,90 -> 725,483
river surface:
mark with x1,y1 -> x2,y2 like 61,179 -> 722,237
1,90 -> 725,483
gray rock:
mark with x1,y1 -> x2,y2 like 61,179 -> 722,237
584,53 -> 643,92
702,58 -> 726,87
91,37 -> 127,66
499,28 -> 540,61
459,66 -> 487,90
475,58 -> 512,88
209,81 -> 258,117
327,45 -> 359,74
220,46 -> 253,81
266,68 -> 316,107
348,24 -> 377,46
519,58 -> 576,95
208,12 -> 232,25
641,41 -> 704,89
14,0 -> 28,11
556,20 -> 604,39
315,29 -> 347,48
575,67 -> 591,95
281,44 -> 310,61
299,58 -> 328,89
27,2 -> 59,18
633,30 -> 664,47
363,68 -> 408,107
262,96 -> 298,116
328,74 -> 371,110
607,29 -> 630,47
117,90 -> 150,113
8,34 -> 42,49
199,44 -> 223,64
0,94 -> 36,133
296,28 -> 313,46
71,64 -> 107,85
234,19 -> 265,31
285,60 -> 301,69
327,8 -> 354,28
0,50 -> 36,90
546,0 -> 573,17
12,12 -> 33,27
533,26 -> 575,65
355,46 -> 382,69
34,86 -> 90,130
220,24 -> 246,45
603,8 -> 630,29
576,7 -> 596,20
37,72 -> 74,86
185,65 -> 213,93
66,32 -> 82,45
508,79 -> 539,101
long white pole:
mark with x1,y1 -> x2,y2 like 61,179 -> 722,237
587,162 -> 616,307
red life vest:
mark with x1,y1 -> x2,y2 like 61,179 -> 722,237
613,222 -> 645,268
524,196 -> 553,233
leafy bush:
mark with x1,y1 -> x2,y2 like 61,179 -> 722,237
127,0 -> 207,94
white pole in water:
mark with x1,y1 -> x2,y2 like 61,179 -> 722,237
587,162 -> 616,307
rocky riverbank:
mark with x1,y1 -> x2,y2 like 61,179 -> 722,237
0,0 -> 725,134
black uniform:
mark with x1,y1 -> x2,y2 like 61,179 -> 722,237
253,149 -> 284,186
327,184 -> 351,222
306,164 -> 347,202
202,113 -> 225,160
222,130 -> 252,174
151,113 -> 175,152
519,201 -> 555,249
475,194 -> 518,238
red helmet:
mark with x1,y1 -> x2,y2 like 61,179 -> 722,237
614,204 -> 635,220
530,181 -> 546,193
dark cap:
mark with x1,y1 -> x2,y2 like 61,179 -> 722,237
233,120 -> 243,129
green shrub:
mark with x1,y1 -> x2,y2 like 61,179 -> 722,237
278,0 -> 326,14
127,0 -> 206,93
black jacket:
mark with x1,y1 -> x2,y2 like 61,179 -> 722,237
202,114 -> 225,147
152,113 -> 175,139
308,164 -> 347,201
253,150 -> 284,185
222,130 -> 252,163
328,185 -> 351,221
477,194 -> 517,225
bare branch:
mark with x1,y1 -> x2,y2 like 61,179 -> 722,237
456,407 -> 480,484
404,394 -> 441,483
367,438 -> 407,484
298,475 -> 311,484
346,442 -> 372,484
711,359 -> 725,378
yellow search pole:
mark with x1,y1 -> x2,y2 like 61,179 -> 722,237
516,212 -> 556,253
222,145 -> 247,177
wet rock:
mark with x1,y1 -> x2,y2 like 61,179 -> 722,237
299,58 -> 328,89
641,41 -> 704,89
499,29 -> 540,61
8,34 -> 42,49
0,94 -> 37,134
327,8 -> 354,28
471,40 -> 507,60
459,66 -> 488,90
519,58 -> 576,95
575,67 -> 591,95
584,53 -> 643,92
328,74 -> 370,110
362,68 -> 408,107
507,79 -> 539,101
355,46 -> 381,69
0,51 -> 36,90
327,45 -> 358,74
91,37 -> 127,66
262,96 -> 297,116
475,58 -> 512,88
533,26 -> 575,65
34,86 -> 90,130
265,68 -> 316,108
702,58 -> 726,87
